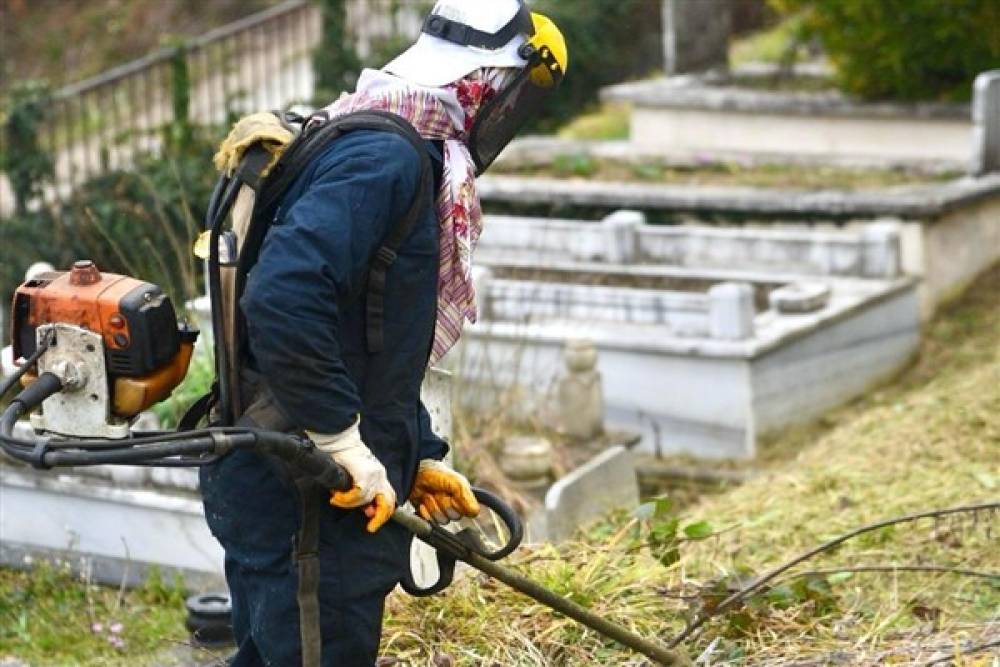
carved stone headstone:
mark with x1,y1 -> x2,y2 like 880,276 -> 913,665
471,265 -> 494,322
861,220 -> 902,278
500,436 -> 553,490
420,367 -> 454,452
662,0 -> 732,75
543,446 -> 638,542
557,339 -> 604,441
971,70 -> 1000,175
708,282 -> 755,340
601,210 -> 643,264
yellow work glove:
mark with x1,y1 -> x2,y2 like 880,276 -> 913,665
212,111 -> 295,177
408,459 -> 480,525
307,421 -> 396,533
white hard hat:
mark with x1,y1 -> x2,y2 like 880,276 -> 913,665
384,0 -> 531,87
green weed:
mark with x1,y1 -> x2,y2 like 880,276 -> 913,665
0,562 -> 187,666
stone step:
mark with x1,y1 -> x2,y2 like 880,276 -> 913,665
600,75 -> 971,164
478,212 -> 903,279
478,173 -> 1000,219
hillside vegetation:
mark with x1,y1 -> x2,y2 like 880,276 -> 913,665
1,0 -> 276,94
381,265 -> 1000,665
1,267 -> 997,665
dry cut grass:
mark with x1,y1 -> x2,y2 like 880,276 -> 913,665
380,264 -> 1000,665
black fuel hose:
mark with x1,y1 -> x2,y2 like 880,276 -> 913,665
0,373 -> 351,491
0,330 -> 55,400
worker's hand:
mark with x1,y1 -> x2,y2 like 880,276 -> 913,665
408,459 -> 479,525
307,422 -> 396,533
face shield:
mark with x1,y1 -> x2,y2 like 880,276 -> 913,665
468,29 -> 565,174
402,1 -> 567,175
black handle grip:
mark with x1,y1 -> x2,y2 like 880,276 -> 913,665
400,549 -> 457,598
252,431 -> 353,492
469,487 -> 524,561
13,372 -> 63,411
308,451 -> 353,491
399,487 -> 523,597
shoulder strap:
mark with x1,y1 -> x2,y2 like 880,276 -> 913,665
232,110 -> 435,370
350,112 -> 435,353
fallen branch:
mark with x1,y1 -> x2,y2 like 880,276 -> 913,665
919,637 -> 1000,666
779,564 -> 1000,584
668,501 -> 1000,648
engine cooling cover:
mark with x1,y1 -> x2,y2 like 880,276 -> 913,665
11,260 -> 197,437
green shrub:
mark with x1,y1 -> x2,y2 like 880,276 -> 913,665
0,135 -> 214,322
313,0 -> 362,102
2,81 -> 55,214
771,0 -> 1000,101
153,349 -> 215,428
2,41 -> 215,320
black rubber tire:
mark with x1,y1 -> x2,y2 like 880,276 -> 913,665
185,592 -> 234,647
186,592 -> 232,617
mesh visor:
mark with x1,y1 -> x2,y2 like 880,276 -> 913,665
468,69 -> 554,174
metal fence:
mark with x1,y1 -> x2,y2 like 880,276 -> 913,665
1,0 -> 321,216
0,0 -> 437,218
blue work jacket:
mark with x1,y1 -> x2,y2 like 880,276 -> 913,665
240,129 -> 448,496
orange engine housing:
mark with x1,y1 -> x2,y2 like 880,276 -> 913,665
11,260 -> 197,419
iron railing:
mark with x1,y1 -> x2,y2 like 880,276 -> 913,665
1,0 -> 321,215
0,0 -> 433,217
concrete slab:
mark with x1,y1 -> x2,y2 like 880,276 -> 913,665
495,136 -> 967,174
476,178 -> 1000,318
542,446 -> 638,541
601,76 -> 971,164
451,278 -> 920,459
602,76 -> 969,121
480,213 -> 903,279
478,173 -> 1000,220
0,467 -> 225,587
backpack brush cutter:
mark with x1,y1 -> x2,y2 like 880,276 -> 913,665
2,262 -> 688,665
1,120 -> 689,667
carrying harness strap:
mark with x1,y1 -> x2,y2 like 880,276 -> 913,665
236,109 -> 435,356
235,374 -> 328,667
294,477 -> 324,667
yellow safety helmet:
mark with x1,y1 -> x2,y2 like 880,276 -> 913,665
523,11 -> 568,89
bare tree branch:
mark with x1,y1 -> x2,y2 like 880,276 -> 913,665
919,637 -> 1000,666
780,564 -> 999,583
668,501 -> 1000,648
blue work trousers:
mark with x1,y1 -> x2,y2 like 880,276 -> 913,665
200,449 -> 411,667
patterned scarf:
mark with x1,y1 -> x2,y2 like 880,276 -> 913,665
321,68 -> 514,365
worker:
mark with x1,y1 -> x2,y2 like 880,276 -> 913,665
198,1 -> 567,665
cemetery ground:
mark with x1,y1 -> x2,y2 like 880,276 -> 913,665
491,151 -> 961,191
1,264 -> 997,665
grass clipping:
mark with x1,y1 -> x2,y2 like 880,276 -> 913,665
381,266 -> 1000,665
